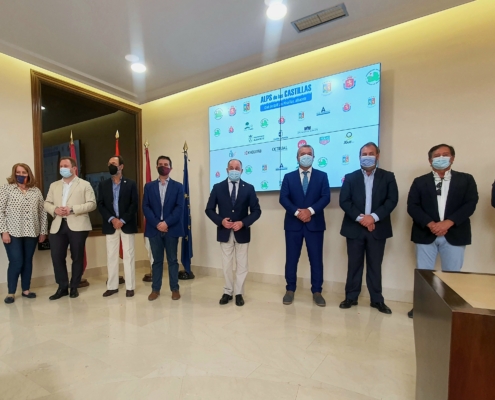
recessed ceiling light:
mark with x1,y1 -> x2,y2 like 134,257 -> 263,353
131,63 -> 147,73
125,54 -> 139,62
41,106 -> 46,110
266,1 -> 287,20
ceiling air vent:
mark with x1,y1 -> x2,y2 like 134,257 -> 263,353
292,3 -> 348,33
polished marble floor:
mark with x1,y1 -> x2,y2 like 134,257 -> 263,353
0,267 -> 415,399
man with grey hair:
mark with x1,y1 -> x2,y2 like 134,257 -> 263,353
339,142 -> 398,314
205,158 -> 261,306
279,145 -> 330,306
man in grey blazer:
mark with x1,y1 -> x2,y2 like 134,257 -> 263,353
44,157 -> 96,300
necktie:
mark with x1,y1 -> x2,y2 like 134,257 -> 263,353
302,171 -> 309,195
231,182 -> 237,206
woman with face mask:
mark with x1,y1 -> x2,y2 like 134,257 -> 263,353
0,163 -> 48,304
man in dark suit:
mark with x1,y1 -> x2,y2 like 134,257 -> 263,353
97,155 -> 138,298
407,143 -> 478,318
205,159 -> 261,306
143,156 -> 184,301
339,143 -> 398,314
279,145 -> 330,306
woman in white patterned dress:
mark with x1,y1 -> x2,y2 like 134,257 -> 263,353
0,163 -> 48,304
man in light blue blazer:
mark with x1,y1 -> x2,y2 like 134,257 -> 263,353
143,156 -> 184,301
279,145 -> 331,306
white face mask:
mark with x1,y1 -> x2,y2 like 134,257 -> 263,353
299,154 -> 313,168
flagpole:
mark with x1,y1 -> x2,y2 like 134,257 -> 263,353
142,140 -> 153,282
178,141 -> 194,280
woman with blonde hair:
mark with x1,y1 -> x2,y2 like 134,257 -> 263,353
0,163 -> 48,304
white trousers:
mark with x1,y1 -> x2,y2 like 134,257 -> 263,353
220,231 -> 249,296
106,229 -> 135,290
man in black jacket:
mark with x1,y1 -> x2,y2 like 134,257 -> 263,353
339,142 -> 398,314
205,159 -> 261,306
407,144 -> 478,317
97,156 -> 139,297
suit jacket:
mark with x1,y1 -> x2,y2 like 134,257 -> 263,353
44,177 -> 97,233
407,171 -> 478,246
491,181 -> 495,208
205,179 -> 261,243
340,168 -> 399,240
279,168 -> 330,232
97,177 -> 138,235
142,178 -> 184,238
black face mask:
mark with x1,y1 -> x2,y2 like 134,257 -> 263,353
157,166 -> 171,176
108,165 -> 119,176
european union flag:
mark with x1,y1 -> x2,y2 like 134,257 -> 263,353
180,148 -> 194,279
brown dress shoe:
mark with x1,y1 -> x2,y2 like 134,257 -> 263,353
148,291 -> 160,301
171,290 -> 181,300
126,290 -> 135,298
103,289 -> 118,297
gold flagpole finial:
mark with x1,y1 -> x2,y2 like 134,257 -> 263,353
183,141 -> 188,152
115,130 -> 120,139
144,140 -> 149,149
70,131 -> 74,145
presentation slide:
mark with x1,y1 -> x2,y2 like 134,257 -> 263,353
209,63 -> 381,191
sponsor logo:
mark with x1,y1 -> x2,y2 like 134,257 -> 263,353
244,122 -> 253,131
298,112 -> 305,120
245,165 -> 253,174
318,157 -> 328,168
342,155 -> 350,165
215,171 -> 220,178
343,103 -> 351,112
343,76 -> 356,90
261,181 -> 269,190
278,116 -> 285,125
344,131 -> 353,145
245,149 -> 262,155
214,109 -> 223,120
262,164 -> 268,172
276,163 -> 288,171
274,130 -> 288,140
214,128 -> 220,137
229,150 -> 236,158
260,118 -> 269,128
322,81 -> 332,95
366,69 -> 380,85
243,102 -> 251,113
229,126 -> 234,133
317,107 -> 330,116
298,125 -> 317,134
319,136 -> 330,145
272,146 -> 288,151
229,106 -> 236,116
249,134 -> 265,143
368,96 -> 376,107
298,140 -> 307,148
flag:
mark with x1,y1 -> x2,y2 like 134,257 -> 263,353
115,131 -> 123,259
70,132 -> 88,271
180,142 -> 193,276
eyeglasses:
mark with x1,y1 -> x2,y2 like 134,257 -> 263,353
436,181 -> 442,196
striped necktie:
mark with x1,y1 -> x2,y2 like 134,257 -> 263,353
302,171 -> 309,195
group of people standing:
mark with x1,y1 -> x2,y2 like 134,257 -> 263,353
0,142 -> 480,318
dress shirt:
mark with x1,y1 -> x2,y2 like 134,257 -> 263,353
433,169 -> 452,221
62,179 -> 74,207
295,167 -> 315,216
158,177 -> 170,220
228,178 -> 240,196
108,177 -> 126,224
356,168 -> 380,223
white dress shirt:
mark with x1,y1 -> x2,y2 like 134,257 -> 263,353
433,169 -> 451,221
62,179 -> 74,207
295,167 -> 315,216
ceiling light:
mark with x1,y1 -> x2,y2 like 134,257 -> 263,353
41,106 -> 46,110
131,63 -> 147,73
125,54 -> 139,62
266,1 -> 287,20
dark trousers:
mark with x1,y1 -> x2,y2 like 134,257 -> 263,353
4,236 -> 38,294
345,229 -> 386,303
149,232 -> 179,292
285,226 -> 324,293
49,219 -> 89,290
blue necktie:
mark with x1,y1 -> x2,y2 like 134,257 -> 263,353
302,171 -> 309,195
231,182 -> 237,206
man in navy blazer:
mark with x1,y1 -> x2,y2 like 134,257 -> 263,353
339,143 -> 398,314
97,155 -> 139,298
279,145 -> 330,306
205,159 -> 261,306
143,156 -> 184,301
407,143 -> 478,318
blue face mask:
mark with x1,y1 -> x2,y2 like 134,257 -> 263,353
16,175 -> 27,184
60,168 -> 73,178
299,154 -> 313,168
228,170 -> 241,182
360,156 -> 376,168
431,156 -> 451,170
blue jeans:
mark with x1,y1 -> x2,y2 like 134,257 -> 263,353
149,233 -> 179,292
4,236 -> 38,294
416,236 -> 465,271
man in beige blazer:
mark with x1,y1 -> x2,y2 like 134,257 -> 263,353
44,156 -> 96,300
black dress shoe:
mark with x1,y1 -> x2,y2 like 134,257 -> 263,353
235,294 -> 245,307
102,289 -> 119,297
219,294 -> 233,305
408,309 -> 414,319
126,290 -> 134,297
4,296 -> 15,304
22,292 -> 36,299
70,288 -> 79,298
49,288 -> 69,301
370,302 -> 392,314
339,299 -> 358,309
